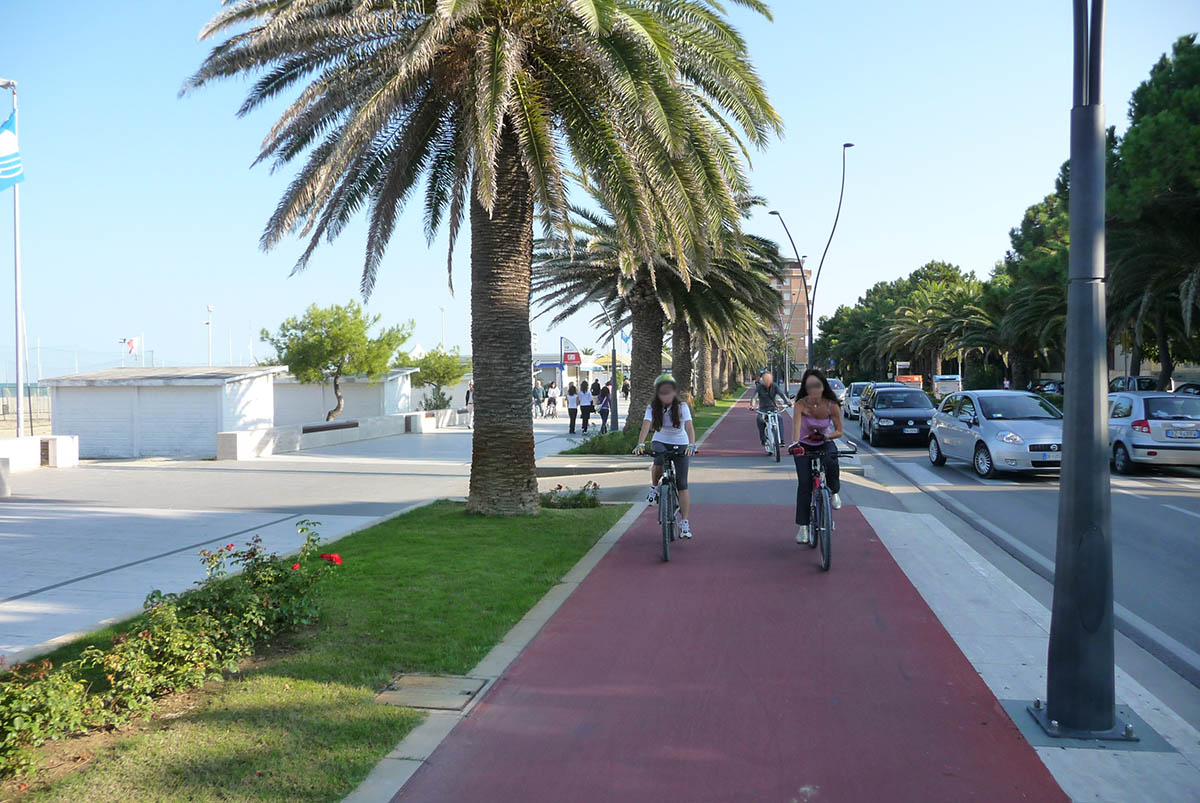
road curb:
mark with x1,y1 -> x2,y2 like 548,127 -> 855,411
343,500 -> 646,803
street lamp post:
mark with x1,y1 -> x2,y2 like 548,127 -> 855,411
1,78 -> 25,438
1031,0 -> 1132,743
769,142 -> 852,389
205,306 -> 214,366
808,142 -> 855,371
598,302 -> 620,430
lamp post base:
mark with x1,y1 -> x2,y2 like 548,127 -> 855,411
1025,699 -> 1138,742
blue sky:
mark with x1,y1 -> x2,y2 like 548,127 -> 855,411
1,1 -> 1197,377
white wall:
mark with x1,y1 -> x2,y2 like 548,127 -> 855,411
136,386 -> 219,457
52,386 -> 136,459
222,374 -> 275,431
273,376 -> 412,426
52,385 -> 223,459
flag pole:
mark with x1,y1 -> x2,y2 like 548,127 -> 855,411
5,81 -> 23,439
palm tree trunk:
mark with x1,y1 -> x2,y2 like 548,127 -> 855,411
1155,304 -> 1174,390
726,354 -> 738,393
467,122 -> 538,515
671,319 -> 693,402
696,336 -> 714,406
623,270 -> 665,434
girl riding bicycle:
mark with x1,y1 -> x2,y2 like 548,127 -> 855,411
793,368 -> 844,545
633,374 -> 698,538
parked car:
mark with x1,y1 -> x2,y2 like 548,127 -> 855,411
1034,379 -> 1063,394
928,390 -> 1064,478
1175,382 -> 1200,396
1109,375 -> 1173,392
1107,392 -> 1200,474
828,377 -> 847,404
843,381 -> 870,419
860,386 -> 936,446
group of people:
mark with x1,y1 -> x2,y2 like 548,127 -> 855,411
532,378 -> 631,434
629,368 -> 844,546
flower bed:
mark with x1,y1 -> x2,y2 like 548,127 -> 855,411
0,521 -> 339,778
540,481 -> 601,508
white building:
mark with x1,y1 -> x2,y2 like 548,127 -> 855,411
44,366 -> 287,459
272,369 -> 417,426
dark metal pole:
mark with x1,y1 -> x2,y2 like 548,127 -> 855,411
600,303 -> 619,430
809,143 -> 854,368
1043,0 -> 1118,736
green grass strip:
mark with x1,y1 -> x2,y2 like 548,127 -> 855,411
23,501 -> 628,802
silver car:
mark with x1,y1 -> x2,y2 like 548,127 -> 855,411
843,381 -> 869,419
828,377 -> 847,404
929,390 -> 1064,478
1108,392 -> 1200,473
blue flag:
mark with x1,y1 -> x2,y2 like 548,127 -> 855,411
0,110 -> 25,191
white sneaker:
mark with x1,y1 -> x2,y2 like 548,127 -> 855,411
796,525 -> 810,545
764,443 -> 772,455
680,520 -> 692,539
831,493 -> 842,510
646,486 -> 659,504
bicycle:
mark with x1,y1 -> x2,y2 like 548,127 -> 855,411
753,404 -> 791,462
788,440 -> 858,571
637,443 -> 693,562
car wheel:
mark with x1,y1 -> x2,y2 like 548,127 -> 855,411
1112,442 -> 1135,475
929,436 -> 947,466
973,444 -> 995,478
867,422 -> 876,447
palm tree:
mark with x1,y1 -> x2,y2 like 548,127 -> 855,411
186,0 -> 780,514
534,194 -> 783,426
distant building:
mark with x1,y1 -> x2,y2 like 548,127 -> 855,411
273,369 -> 417,426
44,366 -> 287,459
772,259 -> 811,371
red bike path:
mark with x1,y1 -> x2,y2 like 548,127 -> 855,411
393,398 -> 1066,803
700,387 -> 782,457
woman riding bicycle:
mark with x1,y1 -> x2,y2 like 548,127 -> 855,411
633,374 -> 698,538
793,368 -> 844,545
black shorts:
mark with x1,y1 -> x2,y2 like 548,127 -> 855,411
652,442 -> 690,490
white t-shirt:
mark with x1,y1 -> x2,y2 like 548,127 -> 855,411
547,387 -> 559,399
578,389 -> 594,405
566,392 -> 579,409
644,402 -> 693,445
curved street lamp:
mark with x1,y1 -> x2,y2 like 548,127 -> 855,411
769,141 -> 854,386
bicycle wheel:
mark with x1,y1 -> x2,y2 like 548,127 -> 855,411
773,423 -> 781,462
817,489 -> 833,571
660,483 -> 674,562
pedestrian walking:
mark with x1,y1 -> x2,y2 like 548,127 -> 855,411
621,379 -> 630,401
598,381 -> 612,433
1002,377 -> 1011,390
579,382 -> 595,432
546,381 -> 559,417
465,380 -> 475,429
566,382 -> 579,433
532,379 -> 545,417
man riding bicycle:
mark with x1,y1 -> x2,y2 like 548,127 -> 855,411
747,370 -> 792,455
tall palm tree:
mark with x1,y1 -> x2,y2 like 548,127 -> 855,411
534,194 -> 783,427
186,0 -> 781,514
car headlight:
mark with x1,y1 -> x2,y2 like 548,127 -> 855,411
996,431 -> 1023,444
878,418 -> 895,426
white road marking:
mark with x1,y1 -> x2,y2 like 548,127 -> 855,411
1163,503 -> 1200,521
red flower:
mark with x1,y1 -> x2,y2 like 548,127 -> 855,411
291,563 -> 301,571
320,552 -> 343,566
225,543 -> 235,551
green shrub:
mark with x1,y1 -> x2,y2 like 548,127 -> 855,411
1040,393 -> 1064,410
0,520 -> 338,778
0,660 -> 96,776
540,481 -> 601,508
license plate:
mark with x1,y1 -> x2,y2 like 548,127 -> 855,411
1166,429 -> 1198,439
1043,451 -> 1061,459
903,427 -> 919,434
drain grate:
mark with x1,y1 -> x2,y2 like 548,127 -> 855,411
375,674 -> 487,711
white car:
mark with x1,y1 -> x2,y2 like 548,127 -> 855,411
1108,392 -> 1200,473
843,381 -> 869,419
929,390 -> 1064,478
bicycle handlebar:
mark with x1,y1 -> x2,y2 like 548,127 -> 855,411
788,441 -> 858,458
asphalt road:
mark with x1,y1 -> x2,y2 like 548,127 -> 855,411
842,415 -> 1200,687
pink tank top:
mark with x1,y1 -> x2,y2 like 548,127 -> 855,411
799,407 -> 832,446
